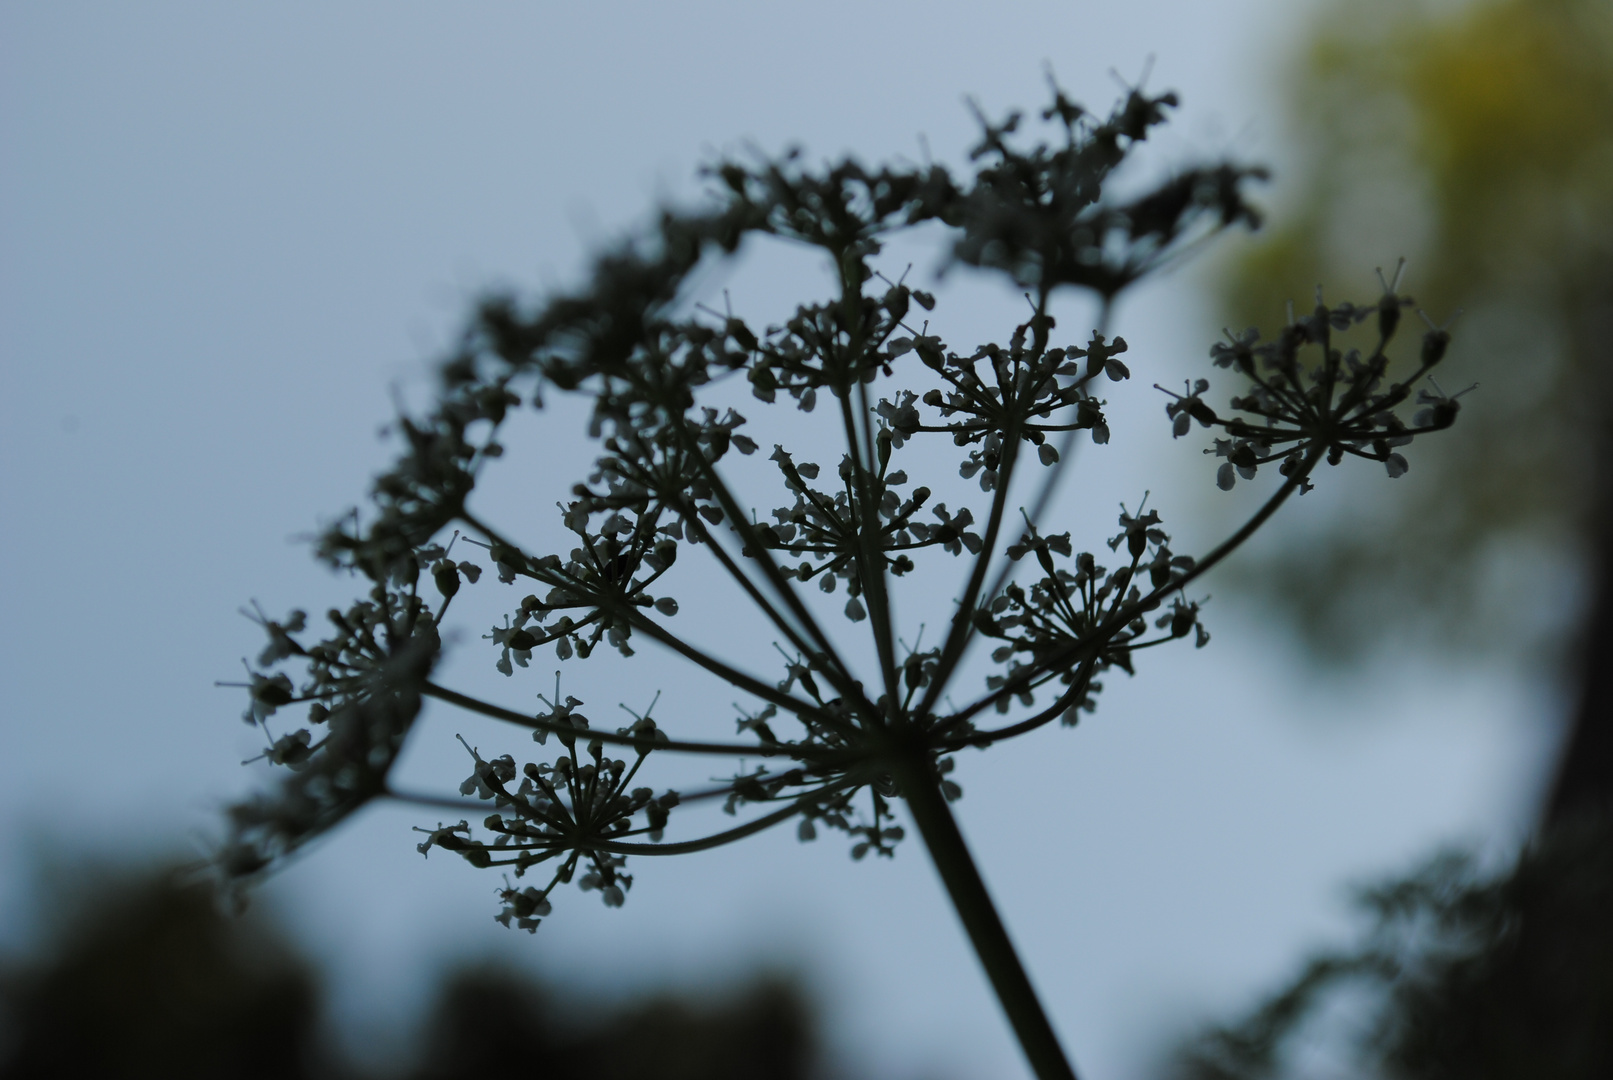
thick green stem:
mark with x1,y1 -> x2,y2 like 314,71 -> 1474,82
898,758 -> 1080,1080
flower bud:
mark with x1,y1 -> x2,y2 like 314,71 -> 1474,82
1377,292 -> 1402,341
884,285 -> 910,324
433,560 -> 460,598
1421,328 -> 1450,366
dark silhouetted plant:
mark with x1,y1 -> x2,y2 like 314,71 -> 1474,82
220,80 -> 1462,1080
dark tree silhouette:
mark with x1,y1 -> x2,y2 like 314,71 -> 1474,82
0,864 -> 826,1080
0,867 -> 322,1080
410,966 -> 815,1080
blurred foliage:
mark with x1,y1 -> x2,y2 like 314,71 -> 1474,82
1216,0 -> 1613,655
0,863 -> 822,1080
409,966 -> 813,1080
1168,7 -> 1613,1068
1169,810 -> 1613,1080
0,864 -> 324,1079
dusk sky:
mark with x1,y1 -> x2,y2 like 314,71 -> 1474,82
0,4 -> 1559,1078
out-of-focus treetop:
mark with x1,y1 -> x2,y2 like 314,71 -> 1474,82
1219,0 -> 1613,657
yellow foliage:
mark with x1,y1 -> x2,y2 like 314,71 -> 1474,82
1214,0 -> 1613,653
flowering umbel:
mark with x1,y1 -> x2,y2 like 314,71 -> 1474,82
222,81 -> 1459,1080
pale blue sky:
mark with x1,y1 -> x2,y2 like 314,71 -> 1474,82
0,4 -> 1557,1078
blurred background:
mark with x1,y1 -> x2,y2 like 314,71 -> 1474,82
2,1 -> 1605,1077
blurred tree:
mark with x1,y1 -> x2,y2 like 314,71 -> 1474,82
0,864 -> 324,1080
1215,0 -> 1613,822
1164,3 -> 1613,1075
1171,814 -> 1613,1080
409,966 -> 816,1080
0,861 -> 828,1080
